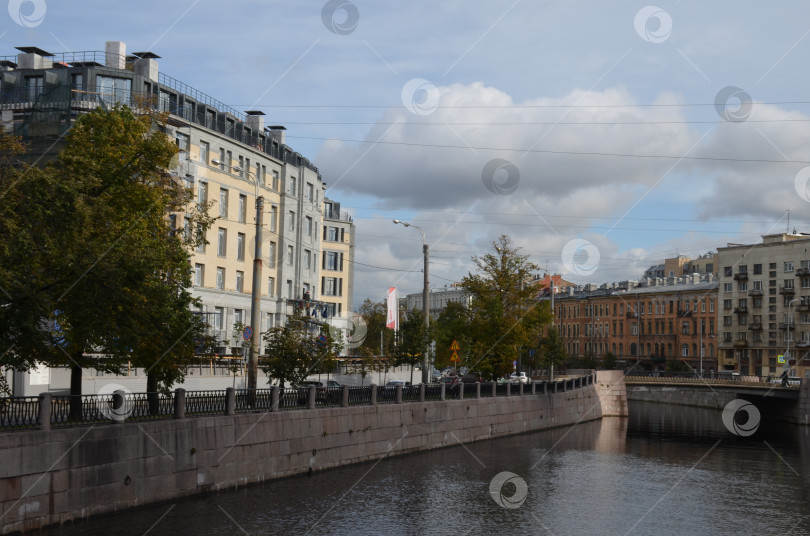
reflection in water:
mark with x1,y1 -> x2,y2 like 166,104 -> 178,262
44,402 -> 810,536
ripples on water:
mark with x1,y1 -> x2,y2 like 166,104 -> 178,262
43,401 -> 810,536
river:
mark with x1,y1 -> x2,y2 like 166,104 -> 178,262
42,401 -> 810,535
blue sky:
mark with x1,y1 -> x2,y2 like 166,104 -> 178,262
6,1 -> 810,304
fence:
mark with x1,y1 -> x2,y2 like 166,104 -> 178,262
625,371 -> 803,388
0,376 -> 595,432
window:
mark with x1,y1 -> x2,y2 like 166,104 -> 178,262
235,271 -> 244,293
200,141 -> 209,164
184,174 -> 194,191
738,298 -> 747,308
272,170 -> 280,190
785,279 -> 795,289
268,277 -> 275,296
724,316 -> 732,326
681,344 -> 689,357
238,194 -> 247,223
234,309 -> 244,326
287,245 -> 294,265
710,299 -> 714,312
194,264 -> 204,286
305,217 -> 313,237
217,228 -> 227,257
754,280 -> 763,290
723,283 -> 732,292
219,188 -> 228,218
269,242 -> 276,267
216,268 -> 225,290
289,176 -> 297,196
96,75 -> 131,106
325,251 -> 338,270
738,281 -> 747,291
197,181 -> 208,205
289,211 -> 295,231
71,73 -> 84,92
754,264 -> 762,275
184,217 -> 191,241
682,321 -> 690,334
306,182 -> 314,202
738,265 -> 747,274
327,226 -> 339,241
213,307 -> 224,329
305,249 -> 312,270
724,299 -> 732,310
175,132 -> 189,152
195,224 -> 206,253
237,233 -> 245,261
724,267 -> 733,277
226,150 -> 233,171
238,155 -> 244,178
286,280 -> 293,299
270,206 -> 277,232
324,277 -> 337,296
785,262 -> 795,272
219,148 -> 226,170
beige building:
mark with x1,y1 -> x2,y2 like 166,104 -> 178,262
1,40 -> 357,356
717,233 -> 810,378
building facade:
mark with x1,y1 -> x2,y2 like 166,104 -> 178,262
1,40 -> 356,356
554,275 -> 718,372
405,286 -> 471,319
717,233 -> 810,377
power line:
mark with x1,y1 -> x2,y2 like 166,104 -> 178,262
235,101 -> 810,109
264,119 -> 810,126
287,135 -> 809,164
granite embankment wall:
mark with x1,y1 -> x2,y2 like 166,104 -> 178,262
0,372 -> 627,534
626,384 -> 738,409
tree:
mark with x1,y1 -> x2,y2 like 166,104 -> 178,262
261,314 -> 341,388
433,301 -> 471,371
538,327 -> 567,373
0,105 -> 214,415
460,235 -> 551,380
392,309 -> 430,384
602,351 -> 618,370
357,299 -> 395,357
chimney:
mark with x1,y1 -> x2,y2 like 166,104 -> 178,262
15,46 -> 52,69
105,41 -> 126,69
266,125 -> 286,145
132,51 -> 160,81
246,110 -> 265,132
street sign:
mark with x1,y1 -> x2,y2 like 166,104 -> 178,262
778,354 -> 785,364
451,340 -> 460,351
243,326 -> 253,341
450,351 -> 460,362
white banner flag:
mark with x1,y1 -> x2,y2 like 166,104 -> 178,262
386,287 -> 398,330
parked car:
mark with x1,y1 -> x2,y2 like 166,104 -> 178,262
430,371 -> 442,383
298,380 -> 342,404
440,375 -> 460,386
385,380 -> 411,388
510,372 -> 528,384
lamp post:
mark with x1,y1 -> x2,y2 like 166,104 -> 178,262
212,159 -> 263,394
393,219 -> 429,384
785,298 -> 800,375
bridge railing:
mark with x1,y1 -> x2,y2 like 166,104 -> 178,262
625,371 -> 802,388
0,375 -> 594,432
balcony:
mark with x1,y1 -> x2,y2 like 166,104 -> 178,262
779,322 -> 796,331
780,286 -> 795,295
733,272 -> 748,281
733,339 -> 748,347
797,302 -> 810,313
748,323 -> 763,331
796,341 -> 810,348
797,267 -> 810,277
734,307 -> 748,315
747,289 -> 763,297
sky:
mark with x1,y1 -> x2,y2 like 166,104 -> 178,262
6,1 -> 810,306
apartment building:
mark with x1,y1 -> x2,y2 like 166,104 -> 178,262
717,233 -> 810,377
405,286 -> 471,319
1,41 -> 355,356
554,275 -> 718,372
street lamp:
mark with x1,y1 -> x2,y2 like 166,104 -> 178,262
212,159 -> 263,394
785,298 -> 800,375
393,219 -> 429,384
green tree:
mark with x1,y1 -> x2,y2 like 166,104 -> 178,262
460,235 -> 551,380
602,351 -> 618,370
261,314 -> 341,387
433,301 -> 471,371
0,105 -> 214,414
392,308 -> 430,384
357,299 -> 395,358
538,327 -> 567,373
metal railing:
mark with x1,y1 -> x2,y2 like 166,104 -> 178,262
0,376 -> 595,431
625,371 -> 802,388
0,396 -> 40,430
